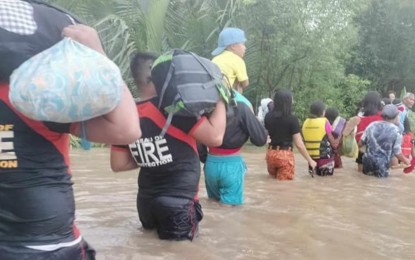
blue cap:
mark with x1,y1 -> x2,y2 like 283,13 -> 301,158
211,27 -> 246,56
382,104 -> 399,119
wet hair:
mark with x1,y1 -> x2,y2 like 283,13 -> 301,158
130,52 -> 157,87
325,107 -> 339,124
382,98 -> 392,106
271,90 -> 292,117
310,100 -> 325,117
361,91 -> 382,116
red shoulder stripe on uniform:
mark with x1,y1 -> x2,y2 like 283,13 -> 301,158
137,102 -> 197,152
0,83 -> 71,171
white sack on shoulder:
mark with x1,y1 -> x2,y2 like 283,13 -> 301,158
9,37 -> 123,123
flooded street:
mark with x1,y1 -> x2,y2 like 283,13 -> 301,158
71,147 -> 415,260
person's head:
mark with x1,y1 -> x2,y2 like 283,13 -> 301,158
387,90 -> 396,101
361,91 -> 382,116
325,107 -> 339,124
272,90 -> 293,117
131,52 -> 156,87
381,104 -> 400,124
382,97 -> 392,106
402,92 -> 415,109
130,52 -> 157,99
310,100 -> 326,118
211,27 -> 247,58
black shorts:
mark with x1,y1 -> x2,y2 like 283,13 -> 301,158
362,155 -> 389,178
137,196 -> 203,241
355,151 -> 364,164
0,239 -> 96,260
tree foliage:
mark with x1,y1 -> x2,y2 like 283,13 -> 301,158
347,0 -> 415,96
46,0 -> 413,121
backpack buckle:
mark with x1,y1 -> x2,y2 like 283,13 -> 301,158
229,97 -> 237,108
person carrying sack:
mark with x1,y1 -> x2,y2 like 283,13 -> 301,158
0,1 -> 140,259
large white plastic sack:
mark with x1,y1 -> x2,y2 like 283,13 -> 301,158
9,37 -> 123,123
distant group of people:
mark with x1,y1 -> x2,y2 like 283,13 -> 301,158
356,91 -> 414,176
1,1 -> 414,259
263,89 -> 415,179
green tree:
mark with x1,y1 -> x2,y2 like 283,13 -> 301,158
47,0 -> 371,120
347,0 -> 415,95
232,0 -> 366,115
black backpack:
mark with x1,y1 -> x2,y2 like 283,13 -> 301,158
151,49 -> 232,136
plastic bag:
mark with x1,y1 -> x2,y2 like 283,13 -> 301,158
341,127 -> 359,158
331,116 -> 346,138
9,37 -> 123,123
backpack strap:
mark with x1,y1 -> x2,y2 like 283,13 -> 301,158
160,110 -> 174,137
157,59 -> 175,109
187,51 -> 228,98
159,94 -> 180,137
187,51 -> 214,76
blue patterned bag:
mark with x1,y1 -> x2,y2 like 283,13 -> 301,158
9,37 -> 123,123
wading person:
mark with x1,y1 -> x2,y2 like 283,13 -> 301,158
397,93 -> 414,128
0,2 -> 141,259
325,107 -> 346,168
359,104 -> 410,178
397,93 -> 415,161
201,89 -> 267,206
355,91 -> 383,172
110,51 -> 227,240
302,100 -> 338,176
265,90 -> 316,180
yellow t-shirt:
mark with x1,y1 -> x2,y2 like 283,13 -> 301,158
212,51 -> 248,87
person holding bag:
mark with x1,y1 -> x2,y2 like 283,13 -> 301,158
325,107 -> 346,168
0,1 -> 140,259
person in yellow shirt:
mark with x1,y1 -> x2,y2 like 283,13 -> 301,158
212,27 -> 249,95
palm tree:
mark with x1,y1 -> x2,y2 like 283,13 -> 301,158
47,0 -> 240,81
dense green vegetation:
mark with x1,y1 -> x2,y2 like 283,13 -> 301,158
48,0 -> 415,121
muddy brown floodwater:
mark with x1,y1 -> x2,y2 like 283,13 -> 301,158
70,146 -> 415,260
